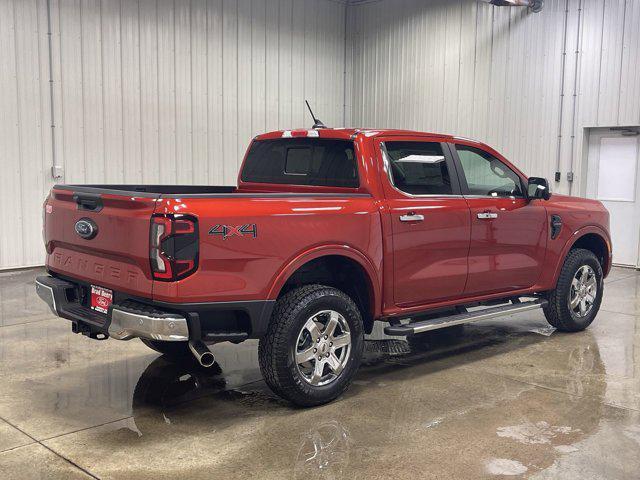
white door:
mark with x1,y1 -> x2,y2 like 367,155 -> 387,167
586,130 -> 640,267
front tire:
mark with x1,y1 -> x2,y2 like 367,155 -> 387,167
543,248 -> 603,332
258,284 -> 364,407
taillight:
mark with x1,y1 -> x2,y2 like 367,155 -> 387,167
150,215 -> 199,281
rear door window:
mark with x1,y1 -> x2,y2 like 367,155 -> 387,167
384,141 -> 453,195
241,139 -> 359,188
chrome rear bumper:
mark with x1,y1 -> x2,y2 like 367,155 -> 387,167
108,307 -> 189,341
35,278 -> 58,316
35,276 -> 189,342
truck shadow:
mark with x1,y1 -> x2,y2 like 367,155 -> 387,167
121,321 -> 606,478
130,320 -> 571,422
357,321 -> 551,377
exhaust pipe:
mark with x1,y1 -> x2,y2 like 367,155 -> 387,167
189,340 -> 215,368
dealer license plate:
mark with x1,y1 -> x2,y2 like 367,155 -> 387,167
90,285 -> 113,314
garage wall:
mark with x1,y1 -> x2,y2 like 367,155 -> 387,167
3,0 -> 639,270
347,0 -> 640,195
0,0 -> 347,270
0,0 -> 53,271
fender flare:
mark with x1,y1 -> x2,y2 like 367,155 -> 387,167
266,244 -> 382,318
552,225 -> 612,284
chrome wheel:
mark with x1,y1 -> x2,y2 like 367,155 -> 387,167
569,265 -> 598,318
295,310 -> 352,386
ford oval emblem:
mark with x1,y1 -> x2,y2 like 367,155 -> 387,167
75,218 -> 98,240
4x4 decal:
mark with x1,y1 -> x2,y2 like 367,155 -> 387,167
208,224 -> 258,240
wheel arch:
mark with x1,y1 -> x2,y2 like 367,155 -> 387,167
267,246 -> 382,333
554,227 -> 612,284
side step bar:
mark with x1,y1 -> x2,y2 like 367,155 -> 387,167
384,298 -> 548,336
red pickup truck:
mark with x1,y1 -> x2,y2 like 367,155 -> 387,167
36,127 -> 611,406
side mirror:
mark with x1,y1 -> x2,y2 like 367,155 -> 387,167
527,177 -> 551,200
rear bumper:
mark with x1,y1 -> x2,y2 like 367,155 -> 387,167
109,307 -> 188,341
35,275 -> 274,343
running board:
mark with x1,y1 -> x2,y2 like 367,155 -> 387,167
384,299 -> 548,336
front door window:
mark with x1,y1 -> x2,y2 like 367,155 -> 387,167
455,145 -> 524,198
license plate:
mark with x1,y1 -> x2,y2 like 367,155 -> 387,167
90,285 -> 113,314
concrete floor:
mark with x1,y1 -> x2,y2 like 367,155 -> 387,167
0,268 -> 639,479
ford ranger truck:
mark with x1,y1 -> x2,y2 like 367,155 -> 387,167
36,128 -> 611,406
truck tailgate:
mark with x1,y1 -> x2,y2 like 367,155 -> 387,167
44,188 -> 158,297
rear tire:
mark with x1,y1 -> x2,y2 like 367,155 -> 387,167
543,248 -> 603,332
258,284 -> 364,407
140,338 -> 191,358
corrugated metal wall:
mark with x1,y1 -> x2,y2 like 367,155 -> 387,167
0,0 -> 53,271
0,0 -> 347,270
347,0 -> 640,195
2,0 -> 639,270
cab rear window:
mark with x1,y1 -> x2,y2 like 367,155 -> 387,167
241,138 -> 359,188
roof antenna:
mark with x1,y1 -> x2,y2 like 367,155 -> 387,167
305,100 -> 327,129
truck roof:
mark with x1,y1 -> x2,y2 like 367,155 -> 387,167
254,128 -> 486,146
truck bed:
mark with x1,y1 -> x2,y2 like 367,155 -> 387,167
45,184 -> 378,305
54,184 -> 370,198
54,184 -> 237,197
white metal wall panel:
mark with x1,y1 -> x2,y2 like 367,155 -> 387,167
4,0 -> 640,271
619,0 -> 640,125
348,0 -> 640,195
577,0 -> 604,127
597,0 -> 626,126
0,0 -> 347,270
0,0 -> 54,270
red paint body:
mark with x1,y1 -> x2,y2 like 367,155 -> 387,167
43,128 -> 611,322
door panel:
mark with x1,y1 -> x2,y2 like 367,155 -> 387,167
389,198 -> 471,305
451,143 -> 547,296
378,138 -> 471,307
465,197 -> 547,295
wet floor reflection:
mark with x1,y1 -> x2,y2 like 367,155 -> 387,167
294,420 -> 351,480
0,269 -> 52,327
1,268 -> 639,478
106,322 -> 624,479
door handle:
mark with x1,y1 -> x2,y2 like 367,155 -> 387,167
399,213 -> 425,222
477,212 -> 498,219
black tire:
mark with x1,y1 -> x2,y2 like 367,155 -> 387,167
543,248 -> 604,332
140,338 -> 192,358
258,284 -> 364,407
